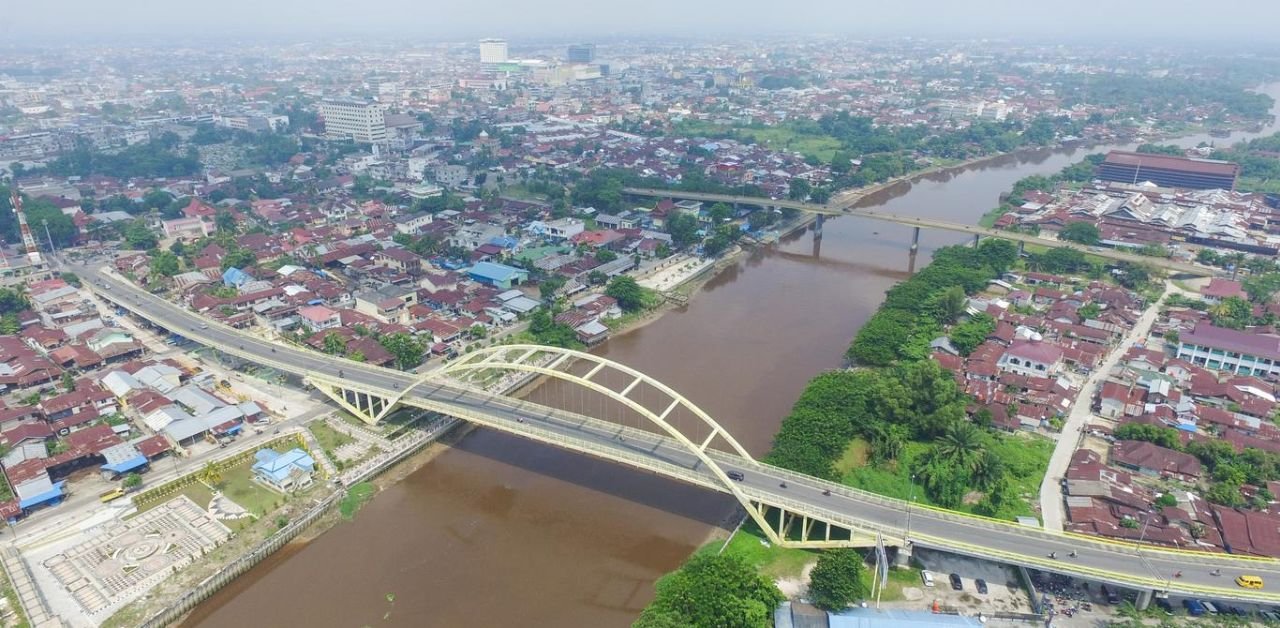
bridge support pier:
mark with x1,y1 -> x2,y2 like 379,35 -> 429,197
893,543 -> 913,568
1135,589 -> 1153,611
907,227 -> 921,274
1018,240 -> 1025,256
813,214 -> 824,238
972,233 -> 981,247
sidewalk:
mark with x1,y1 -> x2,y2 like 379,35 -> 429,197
1038,282 -> 1172,531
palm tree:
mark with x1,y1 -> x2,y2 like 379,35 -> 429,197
199,462 -> 222,487
935,423 -> 983,471
970,450 -> 1006,489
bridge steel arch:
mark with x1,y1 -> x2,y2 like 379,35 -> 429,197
432,344 -> 870,548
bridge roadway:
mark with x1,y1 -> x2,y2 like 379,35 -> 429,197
78,263 -> 1280,604
621,187 -> 1212,277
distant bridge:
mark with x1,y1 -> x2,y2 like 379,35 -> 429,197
622,187 -> 1213,276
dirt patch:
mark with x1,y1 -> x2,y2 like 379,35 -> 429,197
776,561 -> 817,599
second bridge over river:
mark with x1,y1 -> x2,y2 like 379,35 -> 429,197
621,187 -> 1213,276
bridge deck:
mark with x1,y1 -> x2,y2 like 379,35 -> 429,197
79,262 -> 1279,603
621,187 -> 1211,276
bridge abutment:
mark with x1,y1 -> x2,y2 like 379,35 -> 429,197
1135,589 -> 1153,611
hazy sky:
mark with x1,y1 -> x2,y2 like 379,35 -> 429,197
6,0 -> 1280,43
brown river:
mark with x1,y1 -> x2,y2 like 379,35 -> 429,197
184,86 -> 1280,628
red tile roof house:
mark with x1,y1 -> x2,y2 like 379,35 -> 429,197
1201,278 -> 1248,304
1111,440 -> 1202,482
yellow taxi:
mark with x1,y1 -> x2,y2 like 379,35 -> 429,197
1236,575 -> 1264,589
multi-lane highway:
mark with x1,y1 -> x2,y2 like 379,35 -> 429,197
75,261 -> 1280,604
621,187 -> 1213,276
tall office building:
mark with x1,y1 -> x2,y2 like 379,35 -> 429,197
317,98 -> 387,144
567,43 -> 595,64
479,38 -> 508,64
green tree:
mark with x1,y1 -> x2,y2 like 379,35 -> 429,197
322,333 -> 346,355
220,247 -> 257,271
606,275 -> 646,312
1210,296 -> 1253,329
123,219 -> 158,250
1059,222 -> 1101,245
596,249 -> 618,263
122,473 -> 143,490
948,313 -> 996,356
214,208 -> 237,234
788,178 -> 811,201
61,371 -> 76,391
935,422 -> 984,472
634,552 -> 783,628
59,272 -> 81,287
808,549 -> 868,610
934,285 -> 968,324
1077,302 -> 1101,320
539,275 -> 567,299
149,250 -> 181,277
708,203 -> 733,224
666,212 -> 700,248
199,462 -> 222,487
379,332 -> 425,370
0,287 -> 29,316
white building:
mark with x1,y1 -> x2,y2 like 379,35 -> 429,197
480,38 -> 508,64
318,98 -> 387,144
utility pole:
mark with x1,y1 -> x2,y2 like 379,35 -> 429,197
905,474 -> 917,544
42,219 -> 55,254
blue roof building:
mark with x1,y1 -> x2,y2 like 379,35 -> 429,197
100,442 -> 148,477
468,261 -> 529,290
222,267 -> 250,288
252,448 -> 316,492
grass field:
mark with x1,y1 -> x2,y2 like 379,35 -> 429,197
717,520 -> 816,580
218,462 -> 285,522
308,420 -> 353,455
676,120 -> 842,162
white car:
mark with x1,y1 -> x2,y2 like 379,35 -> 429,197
921,570 -> 935,587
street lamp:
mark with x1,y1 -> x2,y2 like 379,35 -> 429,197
905,474 -> 917,544
41,219 -> 55,254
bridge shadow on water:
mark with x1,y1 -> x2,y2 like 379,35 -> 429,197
447,427 -> 741,530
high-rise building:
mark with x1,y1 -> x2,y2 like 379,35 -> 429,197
479,38 -> 508,64
567,43 -> 595,64
317,98 -> 387,144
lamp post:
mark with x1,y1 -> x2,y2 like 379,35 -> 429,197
905,474 -> 917,544
41,219 -> 55,254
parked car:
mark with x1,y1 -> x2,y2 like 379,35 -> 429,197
920,571 -> 935,587
1101,584 -> 1120,604
1184,599 -> 1206,617
1202,600 -> 1219,615
1155,598 -> 1174,616
974,579 -> 988,595
949,573 -> 962,591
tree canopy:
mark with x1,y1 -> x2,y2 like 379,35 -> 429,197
634,552 -> 783,628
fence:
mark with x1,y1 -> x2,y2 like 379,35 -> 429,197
131,433 -> 308,509
136,423 -> 448,628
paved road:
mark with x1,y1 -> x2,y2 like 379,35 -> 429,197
621,188 -> 1211,276
1039,283 -> 1172,532
74,262 -> 1280,604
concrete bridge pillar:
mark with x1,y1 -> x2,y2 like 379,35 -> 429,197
1018,240 -> 1026,256
814,214 -> 824,238
907,226 -> 921,275
893,543 -> 913,568
1135,589 -> 1153,611
972,233 -> 981,247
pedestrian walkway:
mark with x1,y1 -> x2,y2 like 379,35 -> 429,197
0,546 -> 65,627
